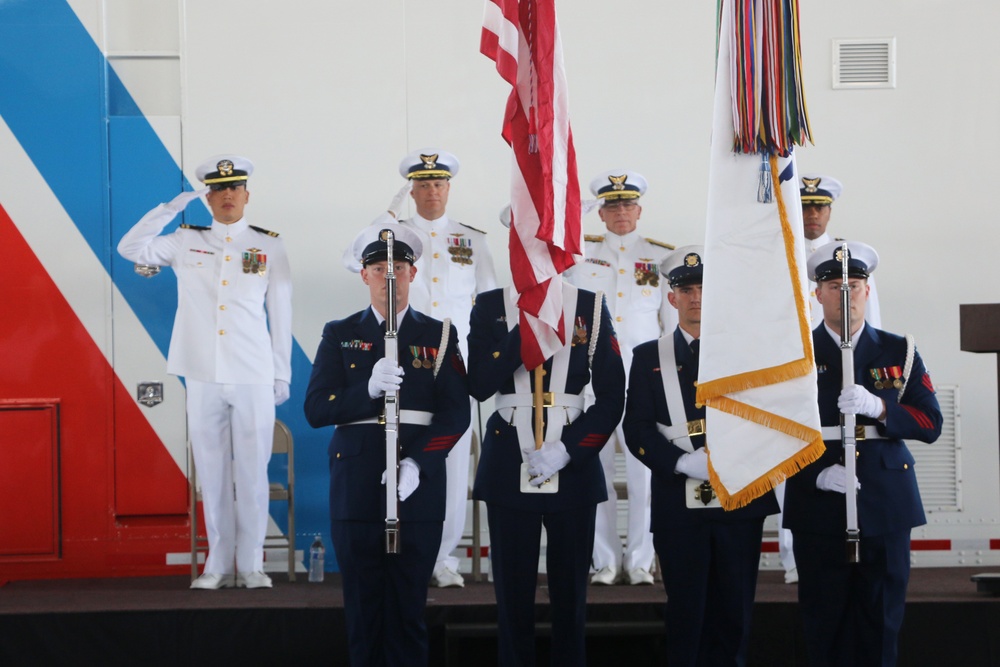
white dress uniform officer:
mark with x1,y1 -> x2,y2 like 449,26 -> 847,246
395,148 -> 498,588
566,169 -> 676,585
117,155 -> 292,590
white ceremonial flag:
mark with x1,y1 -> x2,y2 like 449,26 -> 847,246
697,0 -> 824,510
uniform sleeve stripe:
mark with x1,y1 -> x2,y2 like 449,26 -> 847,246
902,404 -> 934,430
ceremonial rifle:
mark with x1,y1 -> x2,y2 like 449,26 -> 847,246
839,243 -> 860,563
383,229 -> 401,554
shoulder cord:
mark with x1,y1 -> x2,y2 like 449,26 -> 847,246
434,318 -> 451,379
588,291 -> 604,370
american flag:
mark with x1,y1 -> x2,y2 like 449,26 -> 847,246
481,0 -> 582,370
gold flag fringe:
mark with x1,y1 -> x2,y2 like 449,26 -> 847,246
710,435 -> 826,511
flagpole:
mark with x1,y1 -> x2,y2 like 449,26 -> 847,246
840,243 -> 860,563
533,366 -> 544,450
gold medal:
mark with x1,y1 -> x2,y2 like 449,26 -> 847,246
893,379 -> 903,389
412,358 -> 423,369
874,381 -> 884,390
422,358 -> 433,369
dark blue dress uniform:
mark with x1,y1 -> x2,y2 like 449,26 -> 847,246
304,306 -> 469,667
783,324 -> 942,667
623,328 -> 778,667
469,286 -> 625,667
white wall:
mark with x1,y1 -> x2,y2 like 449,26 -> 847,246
105,1 -> 1000,527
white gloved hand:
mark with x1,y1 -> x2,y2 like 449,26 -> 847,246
581,198 -> 601,215
368,357 -> 404,399
675,448 -> 710,481
273,380 -> 290,406
815,464 -> 861,494
526,441 -> 571,486
398,458 -> 420,501
164,187 -> 210,213
387,182 -> 413,219
838,384 -> 885,419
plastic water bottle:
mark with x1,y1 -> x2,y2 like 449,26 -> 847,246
308,535 -> 325,583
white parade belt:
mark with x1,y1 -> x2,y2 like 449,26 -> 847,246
820,425 -> 886,441
341,410 -> 433,427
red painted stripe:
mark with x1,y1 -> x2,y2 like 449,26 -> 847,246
990,540 -> 1000,550
910,540 -> 952,551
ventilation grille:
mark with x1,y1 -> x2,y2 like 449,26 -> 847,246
910,384 -> 960,512
833,38 -> 896,89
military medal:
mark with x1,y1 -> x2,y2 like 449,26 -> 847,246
633,261 -> 660,287
243,248 -> 267,275
410,346 -> 423,368
424,347 -> 436,369
870,367 -> 884,390
889,366 -> 903,389
572,316 -> 588,345
447,235 -> 474,266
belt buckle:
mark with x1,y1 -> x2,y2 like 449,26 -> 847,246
855,424 -> 866,441
687,419 -> 706,438
378,413 -> 386,426
535,392 -> 555,409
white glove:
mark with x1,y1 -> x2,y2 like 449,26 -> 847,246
675,448 -> 710,481
273,380 -> 290,406
380,458 -> 421,500
164,187 -> 209,213
581,198 -> 600,215
387,182 -> 412,219
526,441 -> 571,486
398,458 -> 420,501
838,384 -> 885,419
815,464 -> 861,494
368,357 -> 404,399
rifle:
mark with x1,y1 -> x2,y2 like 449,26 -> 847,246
839,243 -> 860,563
383,229 -> 401,554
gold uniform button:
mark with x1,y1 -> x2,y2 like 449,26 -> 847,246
350,363 -> 356,369
225,237 -> 232,243
619,269 -> 626,274
222,280 -> 229,286
433,277 -> 439,283
617,292 -> 624,298
431,231 -> 437,237
616,316 -> 623,322
218,330 -> 226,335
433,252 -> 440,259
432,301 -> 439,307
329,394 -> 336,401
225,255 -> 231,261
336,452 -> 341,459
492,351 -> 500,359
638,447 -> 645,456
904,463 -> 909,469
219,305 -> 226,311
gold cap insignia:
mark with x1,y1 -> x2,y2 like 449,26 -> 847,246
802,177 -> 821,193
609,174 -> 628,191
217,159 -> 234,177
420,153 -> 439,169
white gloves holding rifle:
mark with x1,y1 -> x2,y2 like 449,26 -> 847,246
838,384 -> 885,419
368,357 -> 404,399
816,464 -> 861,494
526,441 -> 570,486
381,458 -> 420,501
164,187 -> 209,214
675,448 -> 710,481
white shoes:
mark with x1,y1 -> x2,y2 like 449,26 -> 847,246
190,573 -> 235,590
431,567 -> 465,588
784,568 -> 799,584
627,567 -> 654,585
590,566 -> 619,586
237,571 -> 273,589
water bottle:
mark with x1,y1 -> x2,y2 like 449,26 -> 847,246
308,535 -> 325,583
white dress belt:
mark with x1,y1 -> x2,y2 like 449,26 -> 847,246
820,425 -> 886,441
341,409 -> 433,427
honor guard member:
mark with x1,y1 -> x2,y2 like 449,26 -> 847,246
393,148 -> 498,588
623,246 -> 778,667
801,174 -> 881,329
304,222 -> 470,667
784,241 -> 942,667
117,155 -> 292,590
469,247 -> 626,665
565,169 -> 675,586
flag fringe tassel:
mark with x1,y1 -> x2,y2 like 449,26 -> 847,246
711,435 -> 825,511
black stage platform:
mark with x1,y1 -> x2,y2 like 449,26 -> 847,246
2,568 -> 999,666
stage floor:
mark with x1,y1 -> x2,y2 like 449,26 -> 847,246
1,567 -> 998,665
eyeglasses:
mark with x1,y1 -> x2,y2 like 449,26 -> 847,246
602,201 -> 638,211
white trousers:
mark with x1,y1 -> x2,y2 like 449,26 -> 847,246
187,380 -> 274,575
592,425 -> 656,573
434,399 -> 474,573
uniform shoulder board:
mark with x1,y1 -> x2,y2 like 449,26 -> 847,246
179,223 -> 211,231
644,237 -> 675,250
250,225 -> 280,237
834,236 -> 845,241
458,222 -> 488,235
584,234 -> 605,243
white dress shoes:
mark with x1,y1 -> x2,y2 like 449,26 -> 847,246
190,573 -> 236,590
431,567 -> 465,588
237,571 -> 273,588
590,566 -> 619,585
627,567 -> 655,585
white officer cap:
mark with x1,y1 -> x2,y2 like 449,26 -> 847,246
590,169 -> 647,204
195,155 -> 254,189
807,240 -> 879,282
799,173 -> 843,205
660,245 -> 705,288
350,219 -> 423,267
398,148 -> 460,180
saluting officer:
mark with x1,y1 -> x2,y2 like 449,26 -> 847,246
566,169 -> 675,586
117,155 -> 292,590
785,241 -> 942,667
304,221 -> 470,666
393,148 -> 498,588
469,255 -> 625,665
623,246 -> 777,666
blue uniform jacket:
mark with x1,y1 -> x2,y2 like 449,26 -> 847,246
784,325 -> 942,538
623,329 -> 778,532
469,287 -> 626,512
304,307 -> 470,522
